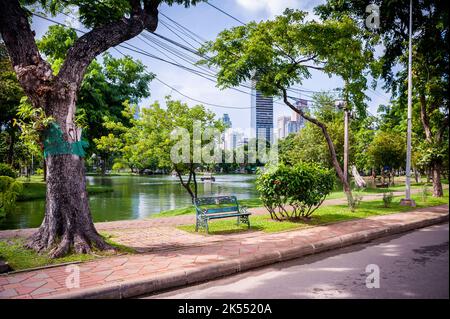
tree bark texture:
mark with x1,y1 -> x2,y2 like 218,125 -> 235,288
419,93 -> 447,197
0,0 -> 160,257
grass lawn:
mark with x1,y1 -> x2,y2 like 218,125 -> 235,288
151,182 -> 442,218
178,190 -> 449,235
16,176 -> 113,201
324,182 -> 428,200
0,234 -> 133,271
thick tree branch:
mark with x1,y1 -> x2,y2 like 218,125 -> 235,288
0,0 -> 39,68
0,0 -> 53,101
58,0 -> 160,88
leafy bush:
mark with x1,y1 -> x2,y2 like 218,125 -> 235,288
0,163 -> 17,178
256,163 -> 335,220
382,192 -> 394,208
0,176 -> 23,216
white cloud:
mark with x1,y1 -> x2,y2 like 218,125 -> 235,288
235,0 -> 321,17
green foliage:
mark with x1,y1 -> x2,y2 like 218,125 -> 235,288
37,25 -> 77,74
318,0 -> 449,192
279,93 -> 349,169
35,25 -> 154,166
367,131 -> 406,171
13,97 -> 53,165
95,97 -> 224,198
25,0 -> 206,28
0,176 -> 23,216
0,163 -> 17,178
0,42 -> 26,167
255,163 -> 334,220
200,9 -> 372,114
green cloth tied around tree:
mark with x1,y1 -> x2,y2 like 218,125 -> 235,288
43,122 -> 89,158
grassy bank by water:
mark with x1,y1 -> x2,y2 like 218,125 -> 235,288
16,175 -> 113,201
178,190 -> 449,235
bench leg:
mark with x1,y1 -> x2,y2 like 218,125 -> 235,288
239,215 -> 250,229
237,216 -> 240,226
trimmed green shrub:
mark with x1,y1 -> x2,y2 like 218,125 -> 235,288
256,163 -> 335,220
0,176 -> 23,216
0,163 -> 17,178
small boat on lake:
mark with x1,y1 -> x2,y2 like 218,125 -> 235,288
200,173 -> 215,182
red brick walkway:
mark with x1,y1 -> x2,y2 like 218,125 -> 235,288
0,204 -> 447,299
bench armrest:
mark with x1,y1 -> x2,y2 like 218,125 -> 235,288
239,206 -> 250,214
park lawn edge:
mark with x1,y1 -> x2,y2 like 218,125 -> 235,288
151,182 -> 446,218
0,234 -> 134,272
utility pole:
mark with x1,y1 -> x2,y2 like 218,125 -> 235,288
343,107 -> 349,184
401,0 -> 416,207
335,92 -> 349,185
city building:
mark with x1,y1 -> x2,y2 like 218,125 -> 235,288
222,113 -> 232,128
251,79 -> 273,143
293,98 -> 308,129
276,98 -> 309,139
277,116 -> 291,139
223,128 -> 244,151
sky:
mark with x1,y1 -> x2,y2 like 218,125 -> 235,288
30,0 -> 392,131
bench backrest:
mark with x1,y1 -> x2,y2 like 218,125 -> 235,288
194,196 -> 240,215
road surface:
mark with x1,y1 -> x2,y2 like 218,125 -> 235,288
144,222 -> 449,299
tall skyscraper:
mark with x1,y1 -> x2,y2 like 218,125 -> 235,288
251,79 -> 273,143
222,113 -> 232,128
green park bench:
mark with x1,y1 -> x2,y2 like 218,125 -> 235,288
194,196 -> 251,233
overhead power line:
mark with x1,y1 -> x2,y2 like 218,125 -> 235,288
205,2 -> 246,25
33,12 -> 379,115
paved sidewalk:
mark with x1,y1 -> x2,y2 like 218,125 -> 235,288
0,204 -> 447,299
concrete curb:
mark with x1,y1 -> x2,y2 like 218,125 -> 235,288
46,211 -> 449,299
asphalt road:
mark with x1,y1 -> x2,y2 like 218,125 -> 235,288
145,222 -> 449,299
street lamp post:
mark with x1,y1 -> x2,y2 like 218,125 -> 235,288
335,99 -> 349,184
401,0 -> 416,207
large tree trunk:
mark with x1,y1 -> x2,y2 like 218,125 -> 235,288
1,0 -> 160,257
26,91 -> 113,258
431,161 -> 444,197
26,154 -> 112,258
419,93 -> 445,197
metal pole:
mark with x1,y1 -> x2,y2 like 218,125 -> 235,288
402,0 -> 415,206
344,108 -> 349,184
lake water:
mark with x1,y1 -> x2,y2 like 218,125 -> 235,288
0,175 -> 258,230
